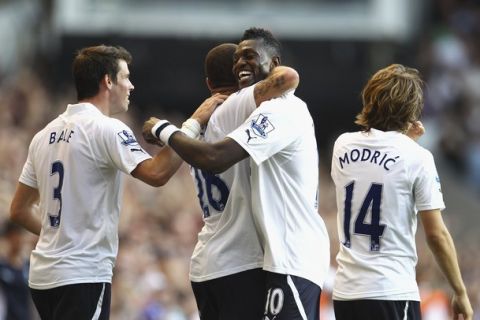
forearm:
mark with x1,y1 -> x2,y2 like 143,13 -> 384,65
132,147 -> 183,187
11,211 -> 41,236
10,204 -> 42,236
169,132 -> 246,173
426,228 -> 467,295
10,183 -> 41,235
254,66 -> 299,106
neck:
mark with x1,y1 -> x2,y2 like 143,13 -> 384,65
79,96 -> 110,116
211,85 -> 237,96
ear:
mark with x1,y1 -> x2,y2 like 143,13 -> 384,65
103,74 -> 113,90
271,56 -> 281,69
206,77 -> 214,92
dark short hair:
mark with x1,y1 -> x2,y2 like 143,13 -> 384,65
241,27 -> 282,59
355,64 -> 424,132
204,43 -> 238,89
72,45 -> 132,101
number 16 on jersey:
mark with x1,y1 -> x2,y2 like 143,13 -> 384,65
192,168 -> 230,218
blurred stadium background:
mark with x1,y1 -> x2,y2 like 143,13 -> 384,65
0,0 -> 479,319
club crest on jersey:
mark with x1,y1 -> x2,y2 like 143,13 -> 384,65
250,114 -> 274,139
117,130 -> 139,146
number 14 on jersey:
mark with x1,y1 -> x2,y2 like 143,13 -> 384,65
343,181 -> 386,251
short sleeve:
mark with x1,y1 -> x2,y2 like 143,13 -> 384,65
103,120 -> 152,174
414,150 -> 445,211
227,96 -> 300,165
19,137 -> 39,188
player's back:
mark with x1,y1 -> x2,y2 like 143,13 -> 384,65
189,86 -> 264,281
22,103 -> 136,289
331,128 -> 442,300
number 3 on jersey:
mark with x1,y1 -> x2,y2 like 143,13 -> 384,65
193,168 -> 229,218
343,181 -> 385,251
49,161 -> 64,228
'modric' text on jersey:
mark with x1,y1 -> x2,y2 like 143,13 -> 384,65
49,128 -> 74,144
338,148 -> 399,171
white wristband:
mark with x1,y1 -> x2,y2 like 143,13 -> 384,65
151,120 -> 180,146
181,118 -> 201,139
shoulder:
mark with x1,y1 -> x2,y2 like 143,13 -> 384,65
97,117 -> 133,135
397,135 -> 433,160
29,117 -> 62,146
334,131 -> 359,147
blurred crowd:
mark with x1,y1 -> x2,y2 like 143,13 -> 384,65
419,0 -> 480,193
1,1 -> 479,320
0,68 -> 479,320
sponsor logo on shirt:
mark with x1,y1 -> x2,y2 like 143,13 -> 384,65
250,114 -> 274,139
117,130 -> 139,146
245,129 -> 257,143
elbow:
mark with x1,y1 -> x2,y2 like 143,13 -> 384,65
425,229 -> 449,249
276,66 -> 299,91
133,171 -> 170,187
147,173 -> 171,187
9,205 -> 23,225
284,67 -> 299,90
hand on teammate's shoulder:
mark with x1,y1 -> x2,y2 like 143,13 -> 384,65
406,121 -> 425,142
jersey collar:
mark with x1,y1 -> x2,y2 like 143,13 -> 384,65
65,102 -> 103,116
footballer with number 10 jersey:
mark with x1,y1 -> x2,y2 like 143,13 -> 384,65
228,91 -> 331,292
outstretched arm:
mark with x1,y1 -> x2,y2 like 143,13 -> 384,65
169,132 -> 247,174
253,66 -> 299,107
419,209 -> 473,320
140,67 -> 298,174
133,94 -> 228,186
10,182 -> 41,235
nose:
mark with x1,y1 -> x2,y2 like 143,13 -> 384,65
233,58 -> 246,74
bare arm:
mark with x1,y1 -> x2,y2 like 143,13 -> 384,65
10,182 -> 41,235
134,94 -> 228,186
169,132 -> 248,174
131,147 -> 183,187
419,209 -> 473,320
253,66 -> 299,107
140,67 -> 297,174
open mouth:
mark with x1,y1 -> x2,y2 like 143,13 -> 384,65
238,70 -> 252,81
237,70 -> 255,88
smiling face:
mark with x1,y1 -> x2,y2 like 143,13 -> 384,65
233,39 -> 278,89
110,59 -> 134,115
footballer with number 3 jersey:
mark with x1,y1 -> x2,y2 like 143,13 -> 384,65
9,45 -> 225,320
331,64 -> 473,320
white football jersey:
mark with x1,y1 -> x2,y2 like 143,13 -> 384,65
189,85 -> 264,282
228,93 -> 330,288
19,103 -> 151,289
331,129 -> 445,300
